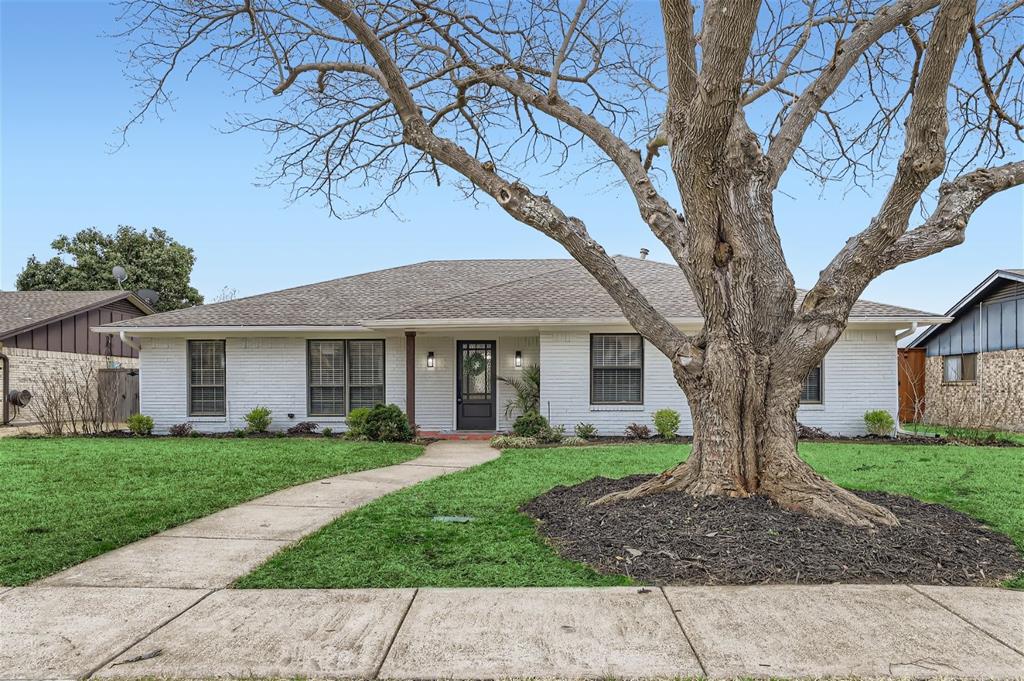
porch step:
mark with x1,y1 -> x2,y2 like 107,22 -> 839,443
418,431 -> 496,441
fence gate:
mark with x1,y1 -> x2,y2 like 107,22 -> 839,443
98,368 -> 140,423
897,348 -> 926,424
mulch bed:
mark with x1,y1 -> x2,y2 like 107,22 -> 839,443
521,475 -> 1024,586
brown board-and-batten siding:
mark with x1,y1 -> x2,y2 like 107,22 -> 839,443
0,300 -> 146,358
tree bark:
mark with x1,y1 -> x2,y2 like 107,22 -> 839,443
595,346 -> 899,529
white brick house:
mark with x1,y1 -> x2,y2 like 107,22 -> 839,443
98,258 -> 947,436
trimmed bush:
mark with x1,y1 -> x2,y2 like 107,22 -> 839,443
624,422 -> 651,439
513,411 -> 549,437
244,406 -> 272,433
489,435 -> 539,449
322,427 -> 333,438
653,408 -> 681,439
536,424 -> 566,444
168,422 -> 193,437
346,407 -> 372,438
126,414 -> 154,436
286,421 -> 318,435
574,422 -> 598,439
864,409 -> 896,437
363,404 -> 414,441
233,428 -> 247,438
560,436 -> 589,447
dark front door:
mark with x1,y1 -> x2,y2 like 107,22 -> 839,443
456,340 -> 496,430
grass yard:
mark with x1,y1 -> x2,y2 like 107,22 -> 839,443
0,437 -> 421,586
237,442 -> 1024,590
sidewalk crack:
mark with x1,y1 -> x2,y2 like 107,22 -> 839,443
908,585 -> 1024,658
660,587 -> 708,678
373,588 -> 418,679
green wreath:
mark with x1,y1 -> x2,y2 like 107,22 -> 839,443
464,351 -> 488,376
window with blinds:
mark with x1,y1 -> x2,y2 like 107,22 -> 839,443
188,340 -> 226,416
591,334 -> 643,404
308,339 -> 385,415
800,364 -> 823,404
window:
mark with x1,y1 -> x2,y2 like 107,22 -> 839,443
800,364 -> 823,404
188,340 -> 225,416
308,339 -> 385,415
591,334 -> 643,404
943,353 -> 977,383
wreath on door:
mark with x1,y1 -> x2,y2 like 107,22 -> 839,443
464,351 -> 488,377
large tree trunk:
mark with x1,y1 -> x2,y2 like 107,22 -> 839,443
596,344 -> 899,528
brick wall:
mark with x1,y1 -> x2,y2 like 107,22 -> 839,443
923,349 -> 1024,431
0,347 -> 138,426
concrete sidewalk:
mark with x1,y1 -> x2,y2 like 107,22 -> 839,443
35,440 -> 498,590
1,584 -> 1022,679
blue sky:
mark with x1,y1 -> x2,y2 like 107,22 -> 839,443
1,0 -> 1021,315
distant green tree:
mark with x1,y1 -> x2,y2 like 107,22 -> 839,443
16,226 -> 202,312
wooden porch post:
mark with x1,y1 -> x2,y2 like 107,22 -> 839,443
405,331 -> 416,427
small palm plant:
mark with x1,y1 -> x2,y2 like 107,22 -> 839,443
498,364 -> 540,419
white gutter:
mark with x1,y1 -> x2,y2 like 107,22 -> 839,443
895,322 -> 918,341
119,331 -> 141,352
93,324 -> 372,335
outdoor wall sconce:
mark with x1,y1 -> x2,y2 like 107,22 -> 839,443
514,350 -> 523,368
427,351 -> 435,368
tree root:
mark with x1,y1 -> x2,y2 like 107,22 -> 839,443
591,457 -> 898,529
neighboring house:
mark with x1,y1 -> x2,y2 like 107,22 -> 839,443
98,257 -> 945,436
909,269 -> 1024,431
0,291 -> 154,425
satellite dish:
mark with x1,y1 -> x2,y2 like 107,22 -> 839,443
136,289 -> 160,307
112,266 -> 128,288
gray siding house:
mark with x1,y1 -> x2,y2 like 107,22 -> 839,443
910,269 -> 1024,431
97,258 -> 945,436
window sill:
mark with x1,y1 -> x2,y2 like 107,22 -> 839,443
590,404 -> 645,412
798,404 -> 825,411
942,381 -> 977,386
189,416 -> 227,422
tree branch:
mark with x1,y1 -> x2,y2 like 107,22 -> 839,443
765,0 -> 941,184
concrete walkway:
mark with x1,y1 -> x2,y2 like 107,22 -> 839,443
2,583 -> 1022,679
36,440 -> 498,590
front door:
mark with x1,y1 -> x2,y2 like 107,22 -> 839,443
456,340 -> 496,430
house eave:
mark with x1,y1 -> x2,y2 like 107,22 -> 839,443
93,324 -> 372,335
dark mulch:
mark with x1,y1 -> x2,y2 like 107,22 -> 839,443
522,475 -> 1024,587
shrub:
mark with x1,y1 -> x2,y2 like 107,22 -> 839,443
346,407 -> 372,438
244,406 -> 273,433
653,408 -> 681,439
574,422 -> 598,439
234,429 -> 247,438
561,436 -> 589,447
126,414 -> 154,436
286,421 -> 318,435
168,422 -> 193,437
536,424 -> 566,444
864,409 -> 895,437
513,411 -> 549,437
189,429 -> 203,438
498,364 -> 540,417
624,422 -> 651,439
363,404 -> 414,441
489,434 -> 540,449
322,427 -> 333,438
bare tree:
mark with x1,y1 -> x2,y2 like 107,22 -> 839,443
119,0 -> 1024,526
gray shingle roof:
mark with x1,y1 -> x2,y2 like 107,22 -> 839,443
104,257 -> 940,329
0,291 -> 140,338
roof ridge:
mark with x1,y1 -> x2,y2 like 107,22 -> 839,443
378,260 -> 583,320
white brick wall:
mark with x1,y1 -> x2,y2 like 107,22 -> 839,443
139,335 -> 405,433
540,328 -> 899,437
137,327 -> 897,436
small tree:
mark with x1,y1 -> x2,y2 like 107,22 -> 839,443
120,0 -> 1024,527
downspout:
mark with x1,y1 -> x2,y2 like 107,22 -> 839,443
1,350 -> 9,426
119,331 -> 141,353
895,322 -> 918,342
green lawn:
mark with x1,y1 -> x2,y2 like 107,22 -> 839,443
0,437 -> 421,586
238,443 -> 1024,590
